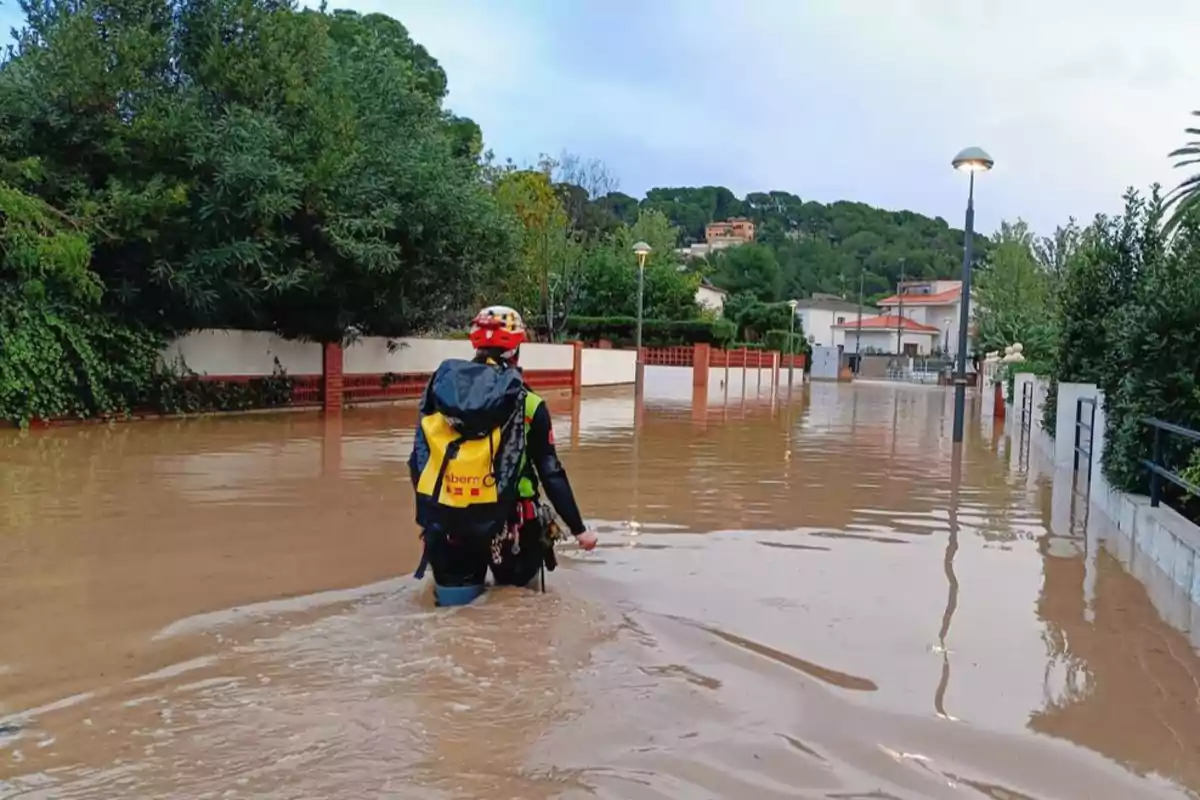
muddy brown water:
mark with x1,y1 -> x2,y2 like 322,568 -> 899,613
2,371 -> 1200,799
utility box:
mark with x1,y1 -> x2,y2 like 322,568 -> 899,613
810,345 -> 841,381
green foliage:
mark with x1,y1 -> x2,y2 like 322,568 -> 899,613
157,363 -> 295,414
1,0 -> 517,342
0,287 -> 166,425
1042,378 -> 1059,436
721,292 -> 794,341
612,188 -> 987,301
572,211 -> 700,322
709,243 -> 782,301
489,168 -> 580,333
973,220 -> 1058,364
1101,193 -> 1200,497
763,329 -> 808,356
1164,110 -> 1200,233
563,317 -> 735,348
1001,359 -> 1053,406
1043,183 -> 1200,517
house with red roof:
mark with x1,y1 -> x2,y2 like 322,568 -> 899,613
831,312 -> 943,356
829,279 -> 969,357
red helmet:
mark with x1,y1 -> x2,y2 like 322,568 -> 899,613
468,305 -> 526,355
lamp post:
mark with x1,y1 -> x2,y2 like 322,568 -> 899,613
632,241 -> 652,398
950,146 -> 994,444
787,299 -> 798,389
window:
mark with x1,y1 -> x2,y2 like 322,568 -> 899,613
837,316 -> 846,324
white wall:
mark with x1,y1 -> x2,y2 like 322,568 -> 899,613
163,330 -> 322,376
518,342 -> 574,371
344,337 -> 473,374
581,348 -> 636,386
904,306 -> 930,325
799,308 -> 837,347
165,331 -> 577,379
925,305 -> 957,354
695,285 -> 726,314
343,337 -> 574,374
886,303 -> 960,355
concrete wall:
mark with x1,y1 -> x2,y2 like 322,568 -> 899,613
1051,385 -> 1200,617
163,330 -> 323,376
167,329 -> 610,385
1053,382 -> 1099,469
581,348 -> 636,386
343,337 -> 473,375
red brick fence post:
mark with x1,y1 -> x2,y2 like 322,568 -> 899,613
323,342 -> 344,415
693,343 -> 711,387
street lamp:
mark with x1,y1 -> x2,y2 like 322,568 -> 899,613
950,146 -> 993,444
787,299 -> 798,389
632,241 -> 652,397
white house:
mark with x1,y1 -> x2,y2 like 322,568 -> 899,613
694,279 -> 727,314
831,313 -> 942,355
793,294 -> 878,348
875,279 -> 969,357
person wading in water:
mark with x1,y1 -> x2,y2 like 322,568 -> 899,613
408,305 -> 597,606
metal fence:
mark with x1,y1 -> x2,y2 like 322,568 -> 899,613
1073,397 -> 1096,491
1142,417 -> 1200,507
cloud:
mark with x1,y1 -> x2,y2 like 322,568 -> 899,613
8,0 -> 1194,232
357,0 -> 1200,233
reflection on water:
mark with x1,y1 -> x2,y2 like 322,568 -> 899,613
1,370 -> 1199,798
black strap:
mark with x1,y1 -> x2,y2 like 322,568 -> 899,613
414,435 -> 464,580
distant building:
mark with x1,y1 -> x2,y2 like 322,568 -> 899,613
875,279 -> 968,357
677,217 -> 756,260
704,218 -> 755,244
831,314 -> 942,356
694,279 -> 728,314
793,294 -> 878,348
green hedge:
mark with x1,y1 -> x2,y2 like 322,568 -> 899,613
763,329 -> 809,356
564,316 -> 736,348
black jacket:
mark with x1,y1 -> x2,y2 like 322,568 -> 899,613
523,397 -> 586,535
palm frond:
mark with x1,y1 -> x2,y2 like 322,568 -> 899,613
1161,112 -> 1200,234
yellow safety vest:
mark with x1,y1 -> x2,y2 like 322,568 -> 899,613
517,390 -> 543,499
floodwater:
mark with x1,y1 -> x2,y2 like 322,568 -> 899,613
2,369 -> 1200,799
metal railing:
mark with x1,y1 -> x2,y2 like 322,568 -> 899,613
1020,382 -> 1033,434
1142,417 -> 1200,507
1074,397 -> 1096,487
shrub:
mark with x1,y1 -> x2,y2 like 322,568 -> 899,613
563,316 -> 735,348
1102,217 -> 1200,497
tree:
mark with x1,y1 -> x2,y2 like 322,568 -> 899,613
972,219 -> 1057,362
554,150 -> 619,200
0,181 -> 166,424
710,243 -> 782,302
625,187 -> 986,303
545,151 -> 622,241
1164,110 -> 1200,233
720,292 -> 791,341
0,0 -> 517,341
491,169 -> 582,336
572,210 -> 699,321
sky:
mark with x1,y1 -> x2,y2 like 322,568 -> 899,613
4,0 -> 1198,234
